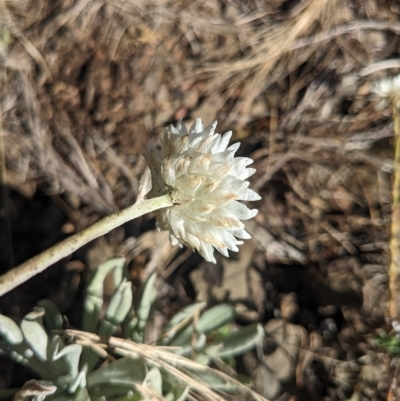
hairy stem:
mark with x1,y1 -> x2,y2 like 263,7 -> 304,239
0,193 -> 174,296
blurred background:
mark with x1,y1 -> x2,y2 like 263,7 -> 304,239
0,1 -> 399,399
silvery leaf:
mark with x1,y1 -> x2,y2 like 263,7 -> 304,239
52,387 -> 90,401
194,352 -> 211,366
47,336 -> 71,377
67,371 -> 87,394
98,279 -> 133,338
144,368 -> 162,394
20,309 -> 49,362
171,304 -> 235,347
165,386 -> 189,401
51,337 -> 82,378
4,344 -> 52,380
161,302 -> 206,344
87,357 -> 146,388
205,324 -> 264,359
37,300 -> 63,332
136,273 -> 157,331
129,273 -> 157,342
0,314 -> 23,345
175,333 -> 207,357
195,304 -> 235,334
185,369 -> 236,391
83,257 -> 125,332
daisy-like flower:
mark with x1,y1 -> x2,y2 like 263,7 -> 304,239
144,118 -> 261,263
372,75 -> 400,101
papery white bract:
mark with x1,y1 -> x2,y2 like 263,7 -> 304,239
372,75 -> 400,100
144,118 -> 261,263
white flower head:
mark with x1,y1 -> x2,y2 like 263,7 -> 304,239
372,75 -> 400,102
144,118 -> 261,263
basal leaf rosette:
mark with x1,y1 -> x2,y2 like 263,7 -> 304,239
144,118 -> 261,263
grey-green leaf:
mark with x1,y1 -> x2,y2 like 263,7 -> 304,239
206,323 -> 264,359
165,386 -> 189,401
161,302 -> 206,343
136,273 -> 157,332
37,299 -> 63,332
129,273 -> 157,342
195,352 -> 211,366
52,387 -> 90,401
187,369 -> 236,391
175,333 -> 207,357
87,357 -> 146,388
83,257 -> 126,333
196,304 -> 235,334
0,315 -> 23,345
67,371 -> 87,394
20,309 -> 49,362
144,368 -> 162,394
98,279 -> 133,337
48,336 -> 72,378
51,338 -> 83,378
171,304 -> 235,347
75,388 -> 90,401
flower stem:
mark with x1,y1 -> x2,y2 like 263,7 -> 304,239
390,98 -> 400,319
0,193 -> 174,297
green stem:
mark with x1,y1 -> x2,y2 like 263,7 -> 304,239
0,193 -> 174,297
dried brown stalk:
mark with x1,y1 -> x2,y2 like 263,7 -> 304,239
389,98 -> 400,319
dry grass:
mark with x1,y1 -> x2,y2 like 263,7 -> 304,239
63,328 -> 269,401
